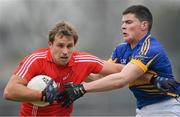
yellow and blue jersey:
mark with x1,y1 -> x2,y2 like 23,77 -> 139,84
109,32 -> 174,109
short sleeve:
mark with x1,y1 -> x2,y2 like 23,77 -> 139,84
108,47 -> 118,64
108,43 -> 127,63
90,57 -> 104,74
14,54 -> 42,81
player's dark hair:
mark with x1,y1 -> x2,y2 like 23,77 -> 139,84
49,21 -> 78,44
123,5 -> 153,32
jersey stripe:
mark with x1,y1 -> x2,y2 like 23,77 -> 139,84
74,55 -> 104,65
16,51 -> 48,78
31,106 -> 38,116
107,58 -> 117,63
21,56 -> 47,78
75,57 -> 104,64
144,38 -> 150,55
74,55 -> 100,59
75,59 -> 104,66
140,34 -> 151,55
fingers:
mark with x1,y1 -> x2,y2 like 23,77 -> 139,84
45,79 -> 54,90
55,92 -> 72,107
61,97 -> 72,108
48,79 -> 54,85
55,92 -> 65,100
63,82 -> 74,88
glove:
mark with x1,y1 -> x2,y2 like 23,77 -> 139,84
41,79 -> 59,103
57,82 -> 86,107
150,76 -> 179,95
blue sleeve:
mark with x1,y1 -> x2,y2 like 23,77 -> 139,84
108,43 -> 127,63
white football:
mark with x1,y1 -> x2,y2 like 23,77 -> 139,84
27,75 -> 57,107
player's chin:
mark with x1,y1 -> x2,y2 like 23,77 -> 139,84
60,59 -> 69,65
123,37 -> 131,42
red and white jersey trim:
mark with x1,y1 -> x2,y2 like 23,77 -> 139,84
31,106 -> 38,116
16,51 -> 48,78
74,55 -> 104,66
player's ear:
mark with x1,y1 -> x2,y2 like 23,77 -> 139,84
141,21 -> 148,31
48,41 -> 53,47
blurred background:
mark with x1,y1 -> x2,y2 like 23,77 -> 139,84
0,0 -> 180,116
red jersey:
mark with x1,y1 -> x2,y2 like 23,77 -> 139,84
14,48 -> 104,116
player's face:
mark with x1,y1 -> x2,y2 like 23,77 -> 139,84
49,34 -> 75,66
121,13 -> 144,44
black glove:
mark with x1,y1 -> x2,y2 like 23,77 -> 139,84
57,82 -> 86,107
41,79 -> 59,103
150,76 -> 179,95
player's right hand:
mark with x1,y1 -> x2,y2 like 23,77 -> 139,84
150,76 -> 180,96
41,79 -> 59,103
56,82 -> 86,107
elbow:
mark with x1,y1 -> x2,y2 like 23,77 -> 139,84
113,80 -> 127,89
3,89 -> 10,100
3,87 -> 13,100
113,83 -> 126,89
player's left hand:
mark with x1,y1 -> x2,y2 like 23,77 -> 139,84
56,82 -> 86,107
41,79 -> 60,103
150,76 -> 180,95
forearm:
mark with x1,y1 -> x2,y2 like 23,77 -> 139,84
4,84 -> 41,102
83,62 -> 144,93
3,75 -> 42,102
83,73 -> 126,92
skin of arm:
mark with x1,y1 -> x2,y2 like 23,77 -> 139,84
83,62 -> 145,92
85,61 -> 124,82
3,75 -> 42,102
86,61 -> 152,82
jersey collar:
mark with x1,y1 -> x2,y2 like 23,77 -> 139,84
138,32 -> 151,46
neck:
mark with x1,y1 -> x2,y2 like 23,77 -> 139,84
130,32 -> 149,49
129,40 -> 139,49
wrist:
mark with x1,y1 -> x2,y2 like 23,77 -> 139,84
80,84 -> 86,94
82,83 -> 88,93
41,91 -> 46,102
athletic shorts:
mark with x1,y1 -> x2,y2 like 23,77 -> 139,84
136,98 -> 180,117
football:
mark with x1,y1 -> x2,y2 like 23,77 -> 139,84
27,75 -> 57,107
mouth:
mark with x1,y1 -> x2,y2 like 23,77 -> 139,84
123,32 -> 128,37
60,56 -> 68,60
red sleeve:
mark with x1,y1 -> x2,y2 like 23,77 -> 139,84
81,54 -> 104,74
91,59 -> 104,74
14,54 -> 42,82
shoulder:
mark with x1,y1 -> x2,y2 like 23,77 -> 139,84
112,42 -> 128,54
115,42 -> 128,49
111,42 -> 128,57
140,37 -> 163,56
73,51 -> 98,58
73,51 -> 104,65
22,48 -> 48,63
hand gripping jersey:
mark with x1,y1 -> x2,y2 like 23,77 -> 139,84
109,33 -> 174,109
14,48 -> 104,116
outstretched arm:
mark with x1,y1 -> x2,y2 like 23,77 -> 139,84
86,61 -> 153,82
58,62 -> 144,107
84,62 -> 144,92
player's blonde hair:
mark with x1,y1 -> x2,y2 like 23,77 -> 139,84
49,21 -> 78,44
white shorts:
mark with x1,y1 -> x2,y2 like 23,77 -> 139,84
136,98 -> 180,117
